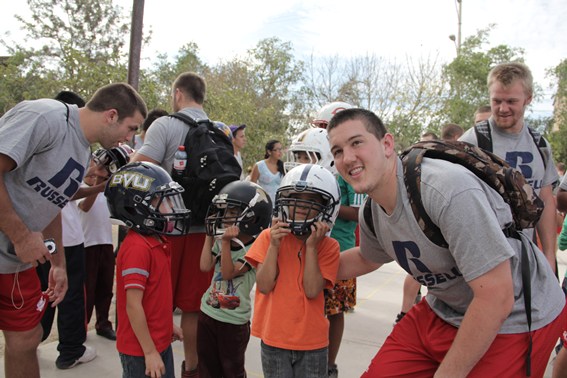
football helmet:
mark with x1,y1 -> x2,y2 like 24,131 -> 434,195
105,162 -> 190,235
206,181 -> 272,237
311,101 -> 353,128
275,164 -> 340,236
284,128 -> 336,175
92,144 -> 134,175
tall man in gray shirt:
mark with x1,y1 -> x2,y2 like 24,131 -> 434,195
460,62 -> 559,274
0,83 -> 146,378
133,72 -> 213,378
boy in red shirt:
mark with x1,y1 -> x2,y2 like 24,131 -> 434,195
246,164 -> 341,377
105,162 -> 189,378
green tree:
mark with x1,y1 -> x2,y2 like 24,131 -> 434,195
548,59 -> 567,164
206,38 -> 305,170
303,52 -> 447,146
440,25 -> 525,128
139,43 -> 206,111
0,0 -> 131,111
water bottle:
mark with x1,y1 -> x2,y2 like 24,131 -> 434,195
173,145 -> 187,175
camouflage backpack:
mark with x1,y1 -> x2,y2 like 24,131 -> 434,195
363,139 -> 544,248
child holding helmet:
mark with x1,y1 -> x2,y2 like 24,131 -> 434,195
198,180 -> 272,377
245,164 -> 341,378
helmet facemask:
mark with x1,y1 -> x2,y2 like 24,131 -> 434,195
92,145 -> 133,175
275,189 -> 330,236
205,181 -> 272,238
284,150 -> 321,174
206,200 -> 247,238
206,196 -> 266,238
142,182 -> 190,235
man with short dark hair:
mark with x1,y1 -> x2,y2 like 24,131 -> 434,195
0,83 -> 146,378
327,107 -> 565,377
440,123 -> 464,141
474,105 -> 492,124
420,131 -> 438,141
229,124 -> 247,180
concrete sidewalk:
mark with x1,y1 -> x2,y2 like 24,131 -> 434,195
0,260 -> 562,377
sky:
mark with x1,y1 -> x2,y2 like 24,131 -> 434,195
1,0 -> 566,117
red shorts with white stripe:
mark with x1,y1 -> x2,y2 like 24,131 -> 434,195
362,299 -> 566,378
0,268 -> 48,331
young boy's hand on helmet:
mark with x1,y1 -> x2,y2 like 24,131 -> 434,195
306,221 -> 330,250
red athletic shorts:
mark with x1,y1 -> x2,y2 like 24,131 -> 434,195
170,233 -> 213,312
0,268 -> 48,331
362,299 -> 566,378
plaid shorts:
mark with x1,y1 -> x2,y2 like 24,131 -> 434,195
324,278 -> 356,316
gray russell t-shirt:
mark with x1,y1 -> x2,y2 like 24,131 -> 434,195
0,99 -> 90,273
359,158 -> 564,333
459,119 -> 559,193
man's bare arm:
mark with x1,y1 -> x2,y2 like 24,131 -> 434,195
0,154 -> 51,264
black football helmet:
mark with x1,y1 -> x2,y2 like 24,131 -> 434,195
205,181 -> 272,237
275,164 -> 340,236
92,144 -> 134,175
104,162 -> 190,235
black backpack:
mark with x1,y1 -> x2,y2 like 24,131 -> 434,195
362,139 -> 543,376
169,112 -> 242,225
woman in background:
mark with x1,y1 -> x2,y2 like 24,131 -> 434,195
250,139 -> 285,204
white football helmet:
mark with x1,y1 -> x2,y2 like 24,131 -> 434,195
284,128 -> 336,175
275,164 -> 340,236
311,101 -> 353,128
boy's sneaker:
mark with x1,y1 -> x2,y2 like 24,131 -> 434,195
328,364 -> 338,378
56,346 -> 97,369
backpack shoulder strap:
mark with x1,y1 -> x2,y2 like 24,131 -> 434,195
55,100 -> 70,124
169,112 -> 210,127
363,196 -> 376,237
526,127 -> 548,170
473,120 -> 493,152
401,146 -> 448,248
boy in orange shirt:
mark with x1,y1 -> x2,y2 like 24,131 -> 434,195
245,164 -> 340,377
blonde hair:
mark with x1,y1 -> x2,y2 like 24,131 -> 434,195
487,62 -> 533,96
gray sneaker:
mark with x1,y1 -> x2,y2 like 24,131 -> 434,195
328,363 -> 338,378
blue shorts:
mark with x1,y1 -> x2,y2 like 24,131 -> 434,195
119,345 -> 174,378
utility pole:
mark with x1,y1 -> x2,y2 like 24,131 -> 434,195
122,0 -> 145,245
448,0 -> 462,55
456,0 -> 462,54
127,0 -> 145,90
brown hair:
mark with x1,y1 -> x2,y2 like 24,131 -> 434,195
86,83 -> 147,120
327,108 -> 387,141
440,123 -> 464,141
172,72 -> 206,104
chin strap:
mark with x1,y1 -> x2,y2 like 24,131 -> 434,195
213,233 -> 247,251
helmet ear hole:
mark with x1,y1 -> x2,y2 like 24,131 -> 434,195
124,206 -> 137,217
